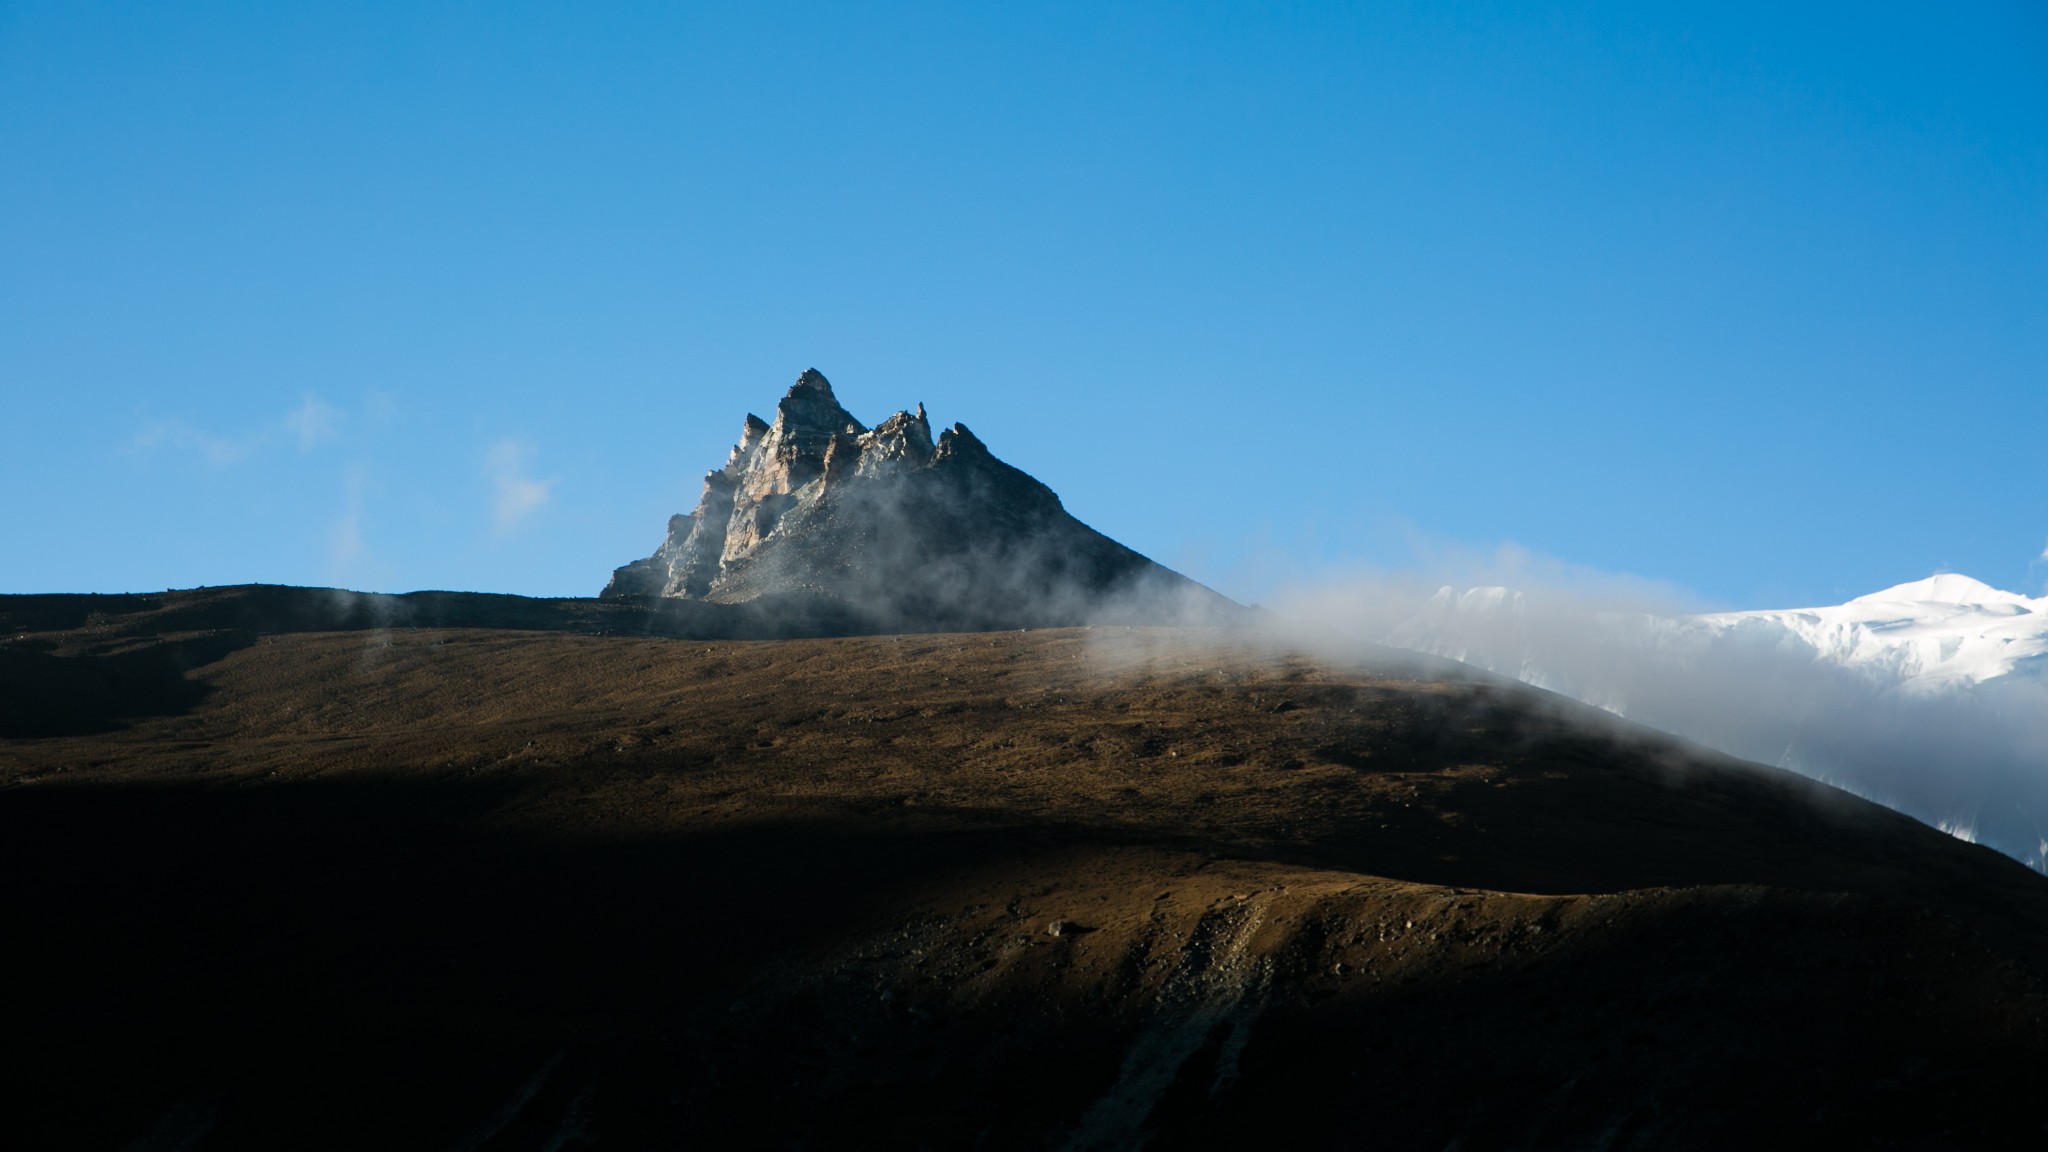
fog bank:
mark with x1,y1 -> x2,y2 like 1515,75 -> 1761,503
1269,571 -> 2048,872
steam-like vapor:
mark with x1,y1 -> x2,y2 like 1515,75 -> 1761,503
1268,569 -> 2048,872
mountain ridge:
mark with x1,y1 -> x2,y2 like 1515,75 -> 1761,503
602,369 -> 1242,632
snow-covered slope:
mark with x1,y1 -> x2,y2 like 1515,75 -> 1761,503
1378,574 -> 2048,871
1693,575 -> 2048,695
1389,574 -> 2048,701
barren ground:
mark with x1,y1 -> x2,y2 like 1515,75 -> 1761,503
4,587 -> 2047,1149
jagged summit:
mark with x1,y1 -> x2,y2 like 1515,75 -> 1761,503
602,370 -> 1242,631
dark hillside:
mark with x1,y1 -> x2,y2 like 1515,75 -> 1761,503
4,589 -> 2046,1148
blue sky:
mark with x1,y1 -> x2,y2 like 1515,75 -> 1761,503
3,2 -> 2044,608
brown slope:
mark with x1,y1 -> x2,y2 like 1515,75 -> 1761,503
2,599 -> 2046,1150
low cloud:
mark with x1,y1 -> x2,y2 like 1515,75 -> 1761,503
487,439 -> 556,535
1264,550 -> 2048,872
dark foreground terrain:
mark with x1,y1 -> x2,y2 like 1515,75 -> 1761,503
4,586 -> 2047,1149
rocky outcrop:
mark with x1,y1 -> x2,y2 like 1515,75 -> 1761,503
602,369 -> 1242,630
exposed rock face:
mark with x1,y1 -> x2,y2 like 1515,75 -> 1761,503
602,369 -> 1242,630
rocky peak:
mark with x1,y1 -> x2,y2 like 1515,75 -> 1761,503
724,413 -> 770,469
748,372 -> 864,490
770,369 -> 864,441
601,369 -> 1242,631
849,406 -> 936,481
933,421 -> 992,464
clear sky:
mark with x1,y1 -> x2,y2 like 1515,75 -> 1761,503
4,2 -> 2044,608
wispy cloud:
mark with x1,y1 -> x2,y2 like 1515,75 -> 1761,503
285,393 -> 343,452
130,418 -> 257,468
326,463 -> 396,590
132,392 -> 348,465
330,467 -> 370,573
487,439 -> 556,535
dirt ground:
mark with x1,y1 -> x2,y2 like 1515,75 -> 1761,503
5,587 -> 2048,1149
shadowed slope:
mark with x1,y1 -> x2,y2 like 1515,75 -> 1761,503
4,600 -> 2046,1149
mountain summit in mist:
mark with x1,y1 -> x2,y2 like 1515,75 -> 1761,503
603,369 -> 1240,631
1378,573 -> 2048,869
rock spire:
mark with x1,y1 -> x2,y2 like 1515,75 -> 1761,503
601,369 -> 1240,631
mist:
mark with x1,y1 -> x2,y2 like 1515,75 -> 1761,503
1264,568 -> 2048,873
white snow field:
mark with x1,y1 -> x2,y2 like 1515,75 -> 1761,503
1696,575 -> 2048,695
1379,576 -> 2048,871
